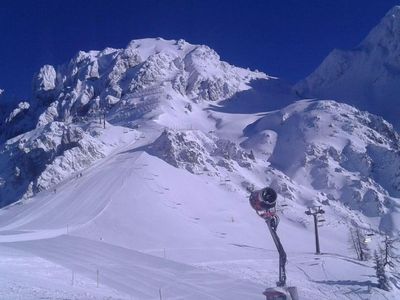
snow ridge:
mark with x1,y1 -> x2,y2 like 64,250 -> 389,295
295,6 -> 400,128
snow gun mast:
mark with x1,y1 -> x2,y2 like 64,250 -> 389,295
249,187 -> 299,300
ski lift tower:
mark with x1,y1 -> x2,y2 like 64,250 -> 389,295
305,206 -> 325,255
249,188 -> 299,300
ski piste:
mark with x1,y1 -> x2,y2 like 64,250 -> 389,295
249,188 -> 299,300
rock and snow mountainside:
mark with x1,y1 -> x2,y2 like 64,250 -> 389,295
295,6 -> 400,128
244,100 -> 400,226
1,38 -> 283,206
1,38 -> 264,143
1,37 -> 400,299
0,90 -> 31,141
19,38 -> 268,131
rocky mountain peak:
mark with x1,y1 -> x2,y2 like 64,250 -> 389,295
294,6 -> 400,129
0,38 -> 267,143
52,40 -> 261,118
361,5 -> 400,51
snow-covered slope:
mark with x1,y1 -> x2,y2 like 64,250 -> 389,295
295,6 -> 400,128
1,37 -> 400,299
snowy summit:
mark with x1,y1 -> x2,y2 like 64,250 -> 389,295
295,6 -> 400,129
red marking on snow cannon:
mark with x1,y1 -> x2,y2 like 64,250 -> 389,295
249,187 -> 278,220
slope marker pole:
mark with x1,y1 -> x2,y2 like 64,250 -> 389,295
96,268 -> 99,287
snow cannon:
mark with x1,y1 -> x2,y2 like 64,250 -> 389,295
249,187 -> 277,219
249,187 -> 299,300
249,187 -> 279,226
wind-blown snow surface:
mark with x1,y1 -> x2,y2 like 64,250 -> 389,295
1,38 -> 400,299
295,6 -> 400,129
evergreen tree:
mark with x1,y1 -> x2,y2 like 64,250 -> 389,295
381,235 -> 399,268
374,250 -> 390,291
349,227 -> 370,261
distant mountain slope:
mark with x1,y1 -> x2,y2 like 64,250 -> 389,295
295,6 -> 400,129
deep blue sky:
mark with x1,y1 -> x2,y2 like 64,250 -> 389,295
0,0 -> 399,100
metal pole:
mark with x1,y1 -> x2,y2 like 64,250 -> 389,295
305,207 -> 324,255
96,269 -> 99,287
266,219 -> 286,287
314,214 -> 320,254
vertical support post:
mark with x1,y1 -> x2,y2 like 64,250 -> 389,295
313,214 -> 320,254
266,218 -> 286,287
305,207 -> 325,255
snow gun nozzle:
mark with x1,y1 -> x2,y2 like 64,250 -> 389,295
249,187 -> 277,214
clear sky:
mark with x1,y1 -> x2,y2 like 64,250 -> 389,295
0,0 -> 399,100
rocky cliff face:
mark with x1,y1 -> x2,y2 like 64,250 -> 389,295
0,122 -> 106,206
29,38 -> 266,128
148,129 -> 254,174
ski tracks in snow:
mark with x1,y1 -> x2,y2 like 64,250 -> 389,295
7,235 -> 264,300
